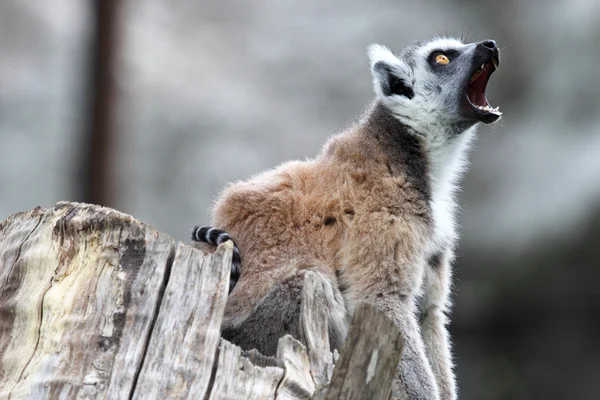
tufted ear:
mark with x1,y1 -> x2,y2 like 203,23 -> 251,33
368,44 -> 414,100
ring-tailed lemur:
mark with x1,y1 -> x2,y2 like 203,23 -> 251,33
193,37 -> 501,400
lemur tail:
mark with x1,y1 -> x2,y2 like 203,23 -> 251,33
191,226 -> 241,293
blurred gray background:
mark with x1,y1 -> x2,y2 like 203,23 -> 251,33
1,0 -> 599,399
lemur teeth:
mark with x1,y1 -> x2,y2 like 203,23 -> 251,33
476,104 -> 502,115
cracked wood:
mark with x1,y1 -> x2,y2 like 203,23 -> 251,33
131,242 -> 232,399
0,202 -> 405,400
0,202 -> 175,399
324,303 -> 404,400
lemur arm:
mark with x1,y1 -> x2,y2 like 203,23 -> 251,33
339,211 -> 441,400
419,250 -> 456,400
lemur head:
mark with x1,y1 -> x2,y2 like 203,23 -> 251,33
368,37 -> 501,135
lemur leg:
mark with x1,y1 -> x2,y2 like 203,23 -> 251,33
191,226 -> 241,293
419,251 -> 456,400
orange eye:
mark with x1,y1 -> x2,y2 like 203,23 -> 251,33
435,54 -> 450,65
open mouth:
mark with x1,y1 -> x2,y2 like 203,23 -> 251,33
464,56 -> 501,123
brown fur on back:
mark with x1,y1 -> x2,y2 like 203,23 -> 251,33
212,102 -> 434,327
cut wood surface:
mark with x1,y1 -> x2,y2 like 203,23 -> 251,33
0,202 -> 403,399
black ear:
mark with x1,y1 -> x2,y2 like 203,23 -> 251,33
373,61 -> 415,99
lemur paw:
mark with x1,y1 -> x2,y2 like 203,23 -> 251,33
192,226 -> 241,293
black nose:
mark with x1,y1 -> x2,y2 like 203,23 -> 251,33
479,40 -> 498,53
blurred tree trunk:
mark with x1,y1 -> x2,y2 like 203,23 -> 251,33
81,0 -> 120,207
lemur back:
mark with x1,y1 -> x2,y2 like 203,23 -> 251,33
193,37 -> 502,400
211,104 -> 431,327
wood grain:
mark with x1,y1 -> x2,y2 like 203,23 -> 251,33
207,339 -> 284,400
324,303 -> 404,400
0,202 -> 175,399
299,271 -> 337,399
0,203 -> 406,400
275,335 -> 316,400
131,242 -> 231,399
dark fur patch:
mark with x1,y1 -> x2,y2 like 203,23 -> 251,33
222,273 -> 305,356
324,217 -> 336,226
335,269 -> 349,294
373,62 -> 414,99
365,103 -> 432,204
428,252 -> 444,270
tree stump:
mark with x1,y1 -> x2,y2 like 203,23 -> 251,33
0,202 -> 403,399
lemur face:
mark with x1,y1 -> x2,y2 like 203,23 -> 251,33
369,37 -> 501,134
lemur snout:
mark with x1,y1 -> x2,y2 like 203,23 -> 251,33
478,40 -> 499,56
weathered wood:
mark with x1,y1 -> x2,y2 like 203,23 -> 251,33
0,203 -> 406,400
324,304 -> 404,400
275,335 -> 316,400
207,339 -> 284,400
242,348 -> 280,369
0,207 -> 44,285
0,202 -> 175,399
131,242 -> 231,399
299,271 -> 338,399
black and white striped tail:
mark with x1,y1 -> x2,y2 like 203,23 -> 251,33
192,226 -> 241,293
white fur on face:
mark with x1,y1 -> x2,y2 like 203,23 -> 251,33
413,37 -> 465,59
369,37 -> 474,136
367,44 -> 402,71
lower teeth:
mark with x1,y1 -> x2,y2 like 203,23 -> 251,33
477,105 -> 501,114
